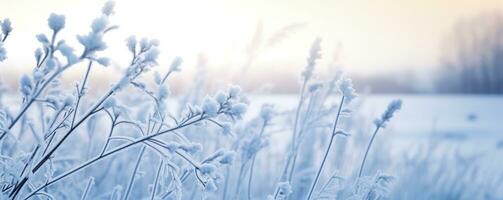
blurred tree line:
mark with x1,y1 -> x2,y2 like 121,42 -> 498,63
436,11 -> 503,94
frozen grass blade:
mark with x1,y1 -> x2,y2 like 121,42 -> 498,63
123,146 -> 146,200
80,177 -> 94,200
150,159 -> 164,200
358,99 -> 402,178
305,96 -> 346,200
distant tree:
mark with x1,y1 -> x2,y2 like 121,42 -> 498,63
437,11 -> 503,94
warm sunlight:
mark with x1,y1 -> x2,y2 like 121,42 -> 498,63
1,1 -> 502,199
2,0 -> 503,76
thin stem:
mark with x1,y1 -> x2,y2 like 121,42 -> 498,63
274,78 -> 308,198
1,32 -> 9,42
287,91 -> 318,183
357,125 -> 381,178
80,177 -> 94,200
160,70 -> 173,85
233,161 -> 249,200
9,145 -> 40,198
317,172 -> 337,195
32,89 -> 114,173
72,61 -> 93,127
247,121 -> 267,200
100,119 -> 117,156
116,121 -> 146,136
150,160 -> 164,200
46,107 -> 65,135
38,101 -> 46,134
222,166 -> 230,200
42,110 -> 73,156
306,96 -> 344,200
22,116 -> 206,200
160,168 -> 192,199
123,146 -> 146,200
247,157 -> 258,200
0,60 -> 81,141
289,79 -> 308,163
15,88 -> 112,197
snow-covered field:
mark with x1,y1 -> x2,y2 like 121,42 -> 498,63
249,94 -> 503,152
250,94 -> 503,137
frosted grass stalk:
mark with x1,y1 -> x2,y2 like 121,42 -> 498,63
247,120 -> 267,200
80,177 -> 94,200
233,160 -> 250,200
274,38 -> 322,199
71,61 -> 94,127
20,73 -> 129,195
0,5 -> 111,141
286,85 -> 320,183
22,106 -> 230,199
305,96 -> 345,200
11,4 -> 117,147
305,76 -> 355,200
124,146 -> 146,200
357,126 -> 381,179
286,38 -> 322,181
31,35 -> 160,175
32,88 -> 115,172
0,45 -> 82,141
358,99 -> 402,178
222,166 -> 231,200
150,160 -> 164,200
100,115 -> 117,156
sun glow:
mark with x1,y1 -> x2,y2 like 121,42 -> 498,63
1,0 -> 503,78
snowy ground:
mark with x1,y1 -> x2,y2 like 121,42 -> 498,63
248,94 -> 503,140
247,94 -> 503,162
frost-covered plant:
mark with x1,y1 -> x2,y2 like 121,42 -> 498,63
0,18 -> 12,62
358,99 -> 402,178
305,76 -> 354,200
0,2 -> 250,200
349,171 -> 395,200
0,1 -> 422,200
0,4 -> 116,141
274,38 -> 323,196
223,103 -> 275,200
245,104 -> 275,199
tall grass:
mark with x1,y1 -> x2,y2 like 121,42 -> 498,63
0,1 -> 499,200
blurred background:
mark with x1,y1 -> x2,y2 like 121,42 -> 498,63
1,0 -> 503,94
